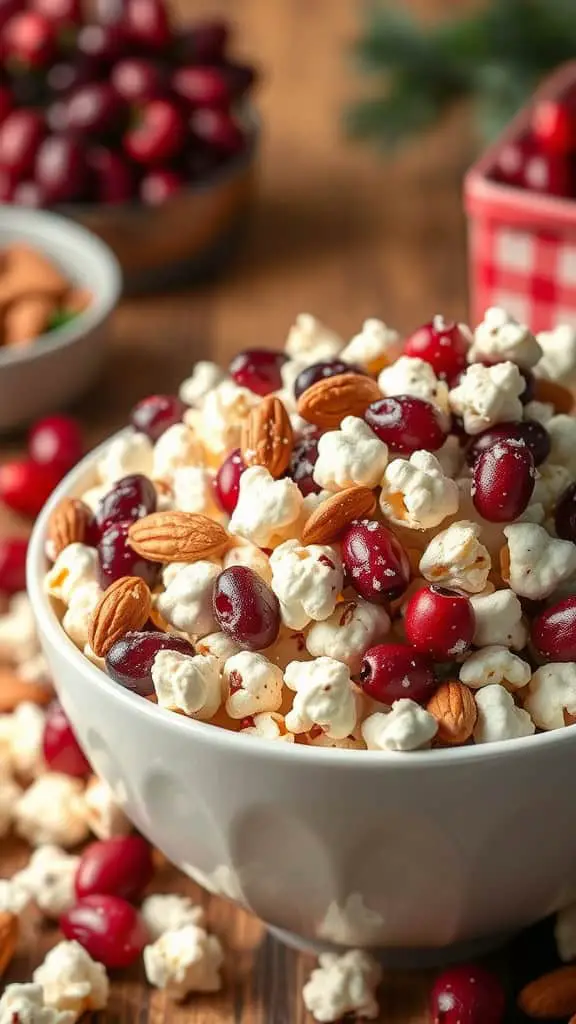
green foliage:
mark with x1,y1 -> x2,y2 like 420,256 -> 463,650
347,0 -> 576,147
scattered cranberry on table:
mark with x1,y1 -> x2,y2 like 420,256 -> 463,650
42,700 -> 91,777
430,963 -> 505,1024
404,586 -> 475,661
60,894 -> 149,968
75,834 -> 154,901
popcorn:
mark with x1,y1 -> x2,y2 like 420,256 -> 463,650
81,776 -> 131,840
172,466 -> 220,517
33,941 -> 109,1021
469,307 -> 542,368
524,400 -> 555,425
419,520 -> 491,593
378,356 -> 450,417
270,540 -> 343,630
155,561 -> 221,637
555,903 -> 576,962
0,984 -> 74,1024
340,318 -> 402,371
195,380 -> 258,456
532,462 -> 572,511
524,663 -> 576,730
240,711 -> 295,742
434,435 -> 465,480
195,631 -> 241,665
448,361 -> 525,434
0,878 -> 30,915
97,430 -> 153,485
62,582 -> 103,650
152,650 -> 222,720
470,588 -> 527,649
1,701 -> 45,776
473,685 -> 535,743
141,894 -> 205,941
143,924 -> 223,999
284,658 -> 357,739
459,646 -> 531,691
179,360 -> 228,406
15,773 -> 89,848
306,599 -> 390,673
503,523 -> 576,599
14,846 -> 79,918
229,466 -> 303,548
361,700 -> 438,752
0,776 -> 22,836
312,416 -> 388,492
535,324 -> 576,384
45,545 -> 99,605
302,949 -> 382,1023
223,541 -> 272,584
380,451 -> 459,530
153,423 -> 204,481
223,651 -> 284,718
0,593 -> 41,666
284,313 -> 343,363
547,415 -> 576,476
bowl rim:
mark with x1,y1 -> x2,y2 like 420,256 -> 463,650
0,206 -> 122,368
27,429 -> 576,770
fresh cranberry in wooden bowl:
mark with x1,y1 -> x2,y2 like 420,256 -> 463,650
430,963 -> 505,1024
555,482 -> 576,542
532,596 -> 576,662
95,475 -> 157,534
105,630 -> 194,696
42,700 -> 91,777
472,437 -> 535,523
342,520 -> 410,603
405,586 -> 475,660
365,396 -> 448,453
60,894 -> 149,968
130,394 -> 186,441
75,834 -> 154,901
215,448 -> 246,514
358,644 -> 437,705
213,565 -> 280,651
229,348 -> 287,397
98,520 -> 158,587
293,359 -> 362,400
404,316 -> 470,384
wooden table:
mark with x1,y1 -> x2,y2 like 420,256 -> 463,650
2,0 -> 528,1020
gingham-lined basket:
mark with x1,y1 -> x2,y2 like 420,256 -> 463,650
465,62 -> 576,332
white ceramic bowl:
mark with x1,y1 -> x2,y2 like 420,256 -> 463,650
27,435 -> 576,966
0,206 -> 121,430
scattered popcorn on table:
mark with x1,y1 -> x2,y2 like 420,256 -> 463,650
473,685 -> 535,744
33,941 -> 109,1021
151,651 -> 222,720
340,318 -> 402,371
223,651 -> 283,718
468,307 -> 542,368
141,894 -> 205,941
380,451 -> 459,530
448,361 -> 525,434
361,700 -> 438,752
96,431 -> 153,486
15,773 -> 89,848
535,324 -> 576,384
143,924 -> 224,999
302,949 -> 382,1023
81,775 -> 131,840
313,416 -> 388,491
14,846 -> 79,918
0,984 -> 74,1024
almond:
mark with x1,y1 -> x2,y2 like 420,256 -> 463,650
47,497 -> 94,558
297,373 -> 382,429
427,680 -> 477,745
241,396 -> 293,478
0,911 -> 18,977
89,576 -> 152,657
302,487 -> 377,545
0,668 -> 52,713
128,511 -> 229,564
519,965 -> 576,1018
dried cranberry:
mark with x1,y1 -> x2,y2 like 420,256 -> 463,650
0,537 -> 28,594
140,168 -> 183,205
34,134 -> 88,205
358,644 -> 436,705
130,394 -> 185,441
555,482 -> 576,542
4,11 -> 55,68
341,520 -> 410,603
42,701 -> 91,778
75,835 -> 154,901
176,20 -> 228,64
404,317 -> 470,384
516,419 -> 551,466
294,360 -> 361,400
65,82 -> 122,136
88,146 -> 134,205
215,449 -> 246,515
28,415 -> 83,474
111,57 -> 166,103
106,630 -> 194,696
95,475 -> 156,534
189,107 -> 244,155
0,110 -> 44,176
172,65 -> 231,108
0,459 -> 61,518
60,895 -> 148,968
288,435 -> 321,496
124,0 -> 171,50
365,396 -> 448,453
98,521 -> 157,588
532,596 -> 576,662
405,586 -> 475,660
229,349 -> 287,397
213,566 -> 280,650
472,438 -> 535,523
124,98 -> 184,165
466,421 -> 549,468
430,963 -> 505,1024
518,366 -> 535,404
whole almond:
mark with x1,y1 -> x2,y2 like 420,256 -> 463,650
241,396 -> 293,478
0,911 -> 18,977
128,511 -> 229,563
297,373 -> 382,429
302,487 -> 377,545
427,680 -> 477,746
519,966 -> 576,1018
89,576 -> 152,657
0,668 -> 52,713
47,497 -> 93,558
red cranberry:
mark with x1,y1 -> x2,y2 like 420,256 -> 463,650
66,82 -> 123,136
405,586 -> 475,660
35,135 -> 88,204
358,644 -> 436,705
0,110 -> 44,176
466,421 -> 549,468
75,835 -> 154,902
130,394 -> 185,441
29,415 -> 83,475
42,701 -> 91,778
98,521 -> 157,588
0,460 -> 61,518
176,20 -> 229,64
111,58 -> 166,103
4,11 -> 55,68
221,62 -> 258,101
555,482 -> 576,542
77,23 -> 127,63
229,349 -> 288,397
365,396 -> 448,454
518,366 -> 535,405
289,435 -> 321,497
532,99 -> 576,153
124,0 -> 171,50
95,475 -> 156,533
172,66 -> 231,108
87,147 -> 134,205
532,596 -> 576,662
0,0 -> 19,29
140,168 -> 183,205
430,964 -> 505,1024
404,317 -> 470,384
215,449 -> 246,515
124,99 -> 184,165
60,895 -> 148,968
213,566 -> 280,650
32,0 -> 81,24
189,108 -> 244,155
472,437 -> 535,523
342,520 -> 410,604
293,360 -> 361,400
0,86 -> 13,126
0,537 -> 28,594
106,630 -> 194,696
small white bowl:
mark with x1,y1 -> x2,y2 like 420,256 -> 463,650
27,434 -> 576,966
0,206 -> 121,431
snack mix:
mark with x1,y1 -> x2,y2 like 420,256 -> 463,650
44,309 -> 576,754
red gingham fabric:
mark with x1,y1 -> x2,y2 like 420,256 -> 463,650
469,216 -> 576,333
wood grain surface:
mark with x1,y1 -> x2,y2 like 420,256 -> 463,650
0,1 -> 511,1021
